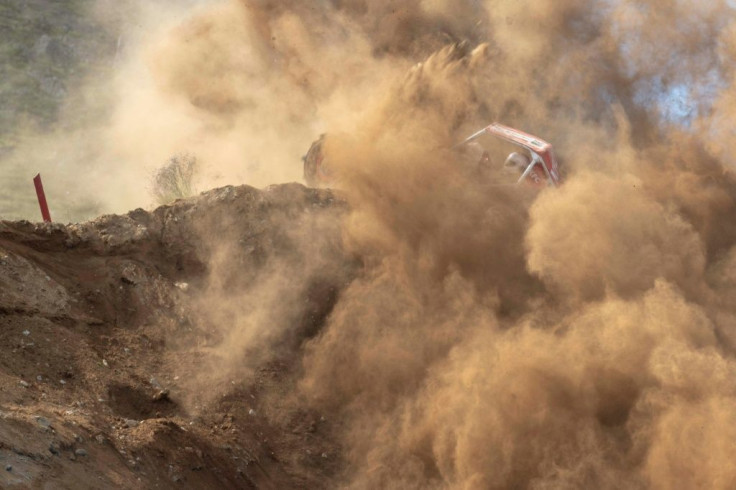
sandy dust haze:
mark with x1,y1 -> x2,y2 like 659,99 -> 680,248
6,0 -> 736,488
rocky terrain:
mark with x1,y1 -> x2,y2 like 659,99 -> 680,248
0,183 -> 354,488
5,1 -> 736,488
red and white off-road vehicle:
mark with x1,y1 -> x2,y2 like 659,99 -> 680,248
303,122 -> 561,188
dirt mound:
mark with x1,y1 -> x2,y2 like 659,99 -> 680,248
0,183 -> 352,489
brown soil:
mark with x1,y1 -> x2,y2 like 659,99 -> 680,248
0,183 -> 352,489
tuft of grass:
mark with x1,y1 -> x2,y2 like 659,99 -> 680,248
151,153 -> 199,205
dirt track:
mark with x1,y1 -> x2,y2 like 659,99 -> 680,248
0,183 -> 351,489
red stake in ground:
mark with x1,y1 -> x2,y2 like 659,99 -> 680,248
33,173 -> 52,223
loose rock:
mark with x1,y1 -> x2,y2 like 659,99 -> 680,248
153,389 -> 170,402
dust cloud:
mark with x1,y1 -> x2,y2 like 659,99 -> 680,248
222,1 -> 736,488
159,0 -> 736,488
8,0 -> 736,487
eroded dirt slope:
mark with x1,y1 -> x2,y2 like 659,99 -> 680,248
0,183 -> 354,489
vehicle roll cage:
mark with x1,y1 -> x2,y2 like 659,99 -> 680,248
458,122 -> 561,187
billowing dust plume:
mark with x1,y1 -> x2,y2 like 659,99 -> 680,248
189,1 -> 736,488
12,0 -> 736,487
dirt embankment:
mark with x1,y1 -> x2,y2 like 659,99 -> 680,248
0,183 -> 354,489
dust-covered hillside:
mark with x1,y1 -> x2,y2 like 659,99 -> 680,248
4,1 -> 736,489
0,183 -> 352,488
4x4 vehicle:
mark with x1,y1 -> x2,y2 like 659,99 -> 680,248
303,123 -> 561,188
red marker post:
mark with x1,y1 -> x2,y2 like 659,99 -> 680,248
33,173 -> 52,223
